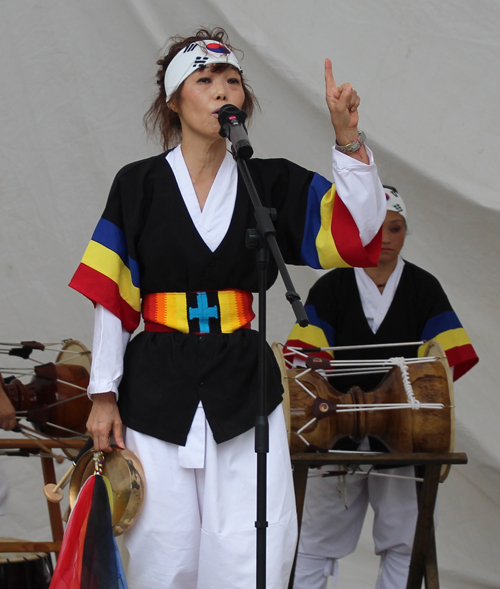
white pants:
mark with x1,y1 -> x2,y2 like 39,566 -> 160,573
293,439 -> 420,589
122,406 -> 297,589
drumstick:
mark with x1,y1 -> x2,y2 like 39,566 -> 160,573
16,424 -> 66,463
44,437 -> 93,502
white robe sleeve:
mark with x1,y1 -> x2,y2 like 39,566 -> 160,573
331,145 -> 386,246
87,304 -> 130,399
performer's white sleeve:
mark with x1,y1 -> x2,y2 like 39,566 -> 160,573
87,304 -> 130,399
331,145 -> 386,246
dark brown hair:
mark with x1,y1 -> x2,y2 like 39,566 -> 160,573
143,27 -> 258,151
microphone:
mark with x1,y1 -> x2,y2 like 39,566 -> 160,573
218,104 -> 254,160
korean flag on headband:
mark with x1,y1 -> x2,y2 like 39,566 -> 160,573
205,42 -> 230,55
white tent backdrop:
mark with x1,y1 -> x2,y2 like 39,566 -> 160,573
1,1 -> 499,587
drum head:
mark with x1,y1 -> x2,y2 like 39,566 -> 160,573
271,342 -> 346,453
421,339 -> 455,482
69,448 -> 146,536
271,343 -> 291,444
55,339 -> 92,373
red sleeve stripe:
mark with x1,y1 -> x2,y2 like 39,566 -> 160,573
446,344 -> 479,381
331,194 -> 382,267
69,264 -> 141,333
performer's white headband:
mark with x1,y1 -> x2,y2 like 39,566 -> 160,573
384,186 -> 408,224
164,40 -> 242,103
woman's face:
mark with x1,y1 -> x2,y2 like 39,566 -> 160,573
379,210 -> 406,265
172,66 -> 245,142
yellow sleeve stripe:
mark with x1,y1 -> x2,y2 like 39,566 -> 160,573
316,187 -> 351,269
418,327 -> 472,357
288,323 -> 333,356
82,241 -> 141,313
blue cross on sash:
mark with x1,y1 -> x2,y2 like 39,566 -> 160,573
189,292 -> 219,333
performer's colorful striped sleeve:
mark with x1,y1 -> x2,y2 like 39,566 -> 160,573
300,174 -> 381,269
418,310 -> 478,381
69,217 -> 141,333
285,304 -> 335,362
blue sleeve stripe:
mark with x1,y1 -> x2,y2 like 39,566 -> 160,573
300,173 -> 332,268
305,304 -> 336,346
91,217 -> 140,288
421,310 -> 463,341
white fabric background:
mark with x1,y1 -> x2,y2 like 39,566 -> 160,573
0,2 -> 498,587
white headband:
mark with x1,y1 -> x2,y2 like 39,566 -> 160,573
164,40 -> 242,102
384,185 -> 407,223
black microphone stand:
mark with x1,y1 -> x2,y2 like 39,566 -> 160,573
221,112 -> 308,588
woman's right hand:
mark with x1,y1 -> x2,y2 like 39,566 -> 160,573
86,392 -> 125,452
324,58 -> 368,164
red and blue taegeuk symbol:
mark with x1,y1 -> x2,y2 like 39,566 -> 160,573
206,42 -> 230,55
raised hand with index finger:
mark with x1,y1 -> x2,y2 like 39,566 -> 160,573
325,58 -> 367,163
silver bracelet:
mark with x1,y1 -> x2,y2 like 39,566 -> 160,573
335,131 -> 366,154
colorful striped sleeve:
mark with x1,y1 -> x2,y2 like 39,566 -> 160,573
285,304 -> 335,361
300,173 -> 382,270
418,310 -> 479,381
69,217 -> 141,333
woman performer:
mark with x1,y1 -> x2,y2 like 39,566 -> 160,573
286,186 -> 478,589
69,27 -> 386,589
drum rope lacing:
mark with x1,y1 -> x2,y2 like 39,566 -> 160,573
284,357 -> 444,412
391,356 -> 420,409
283,348 -> 446,449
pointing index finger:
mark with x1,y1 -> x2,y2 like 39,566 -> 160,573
325,58 -> 339,99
